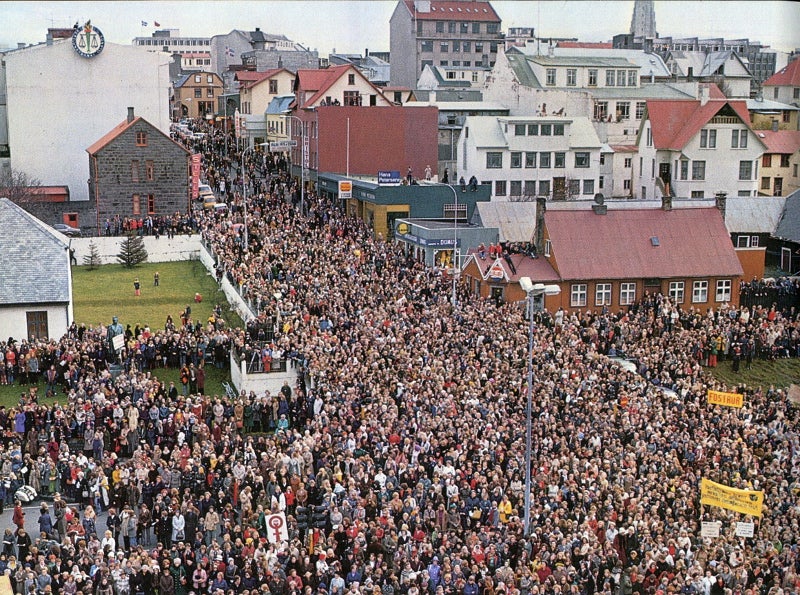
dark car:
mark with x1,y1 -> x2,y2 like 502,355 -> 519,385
51,223 -> 82,237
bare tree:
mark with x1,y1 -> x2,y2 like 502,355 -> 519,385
0,167 -> 43,204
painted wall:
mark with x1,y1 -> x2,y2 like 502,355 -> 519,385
0,303 -> 70,343
5,40 -> 171,202
70,235 -> 201,265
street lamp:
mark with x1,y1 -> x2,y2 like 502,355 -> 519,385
433,182 -> 460,308
519,276 -> 560,537
285,114 -> 306,215
241,142 -> 269,252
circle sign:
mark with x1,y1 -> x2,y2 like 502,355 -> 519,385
72,21 -> 105,58
268,515 -> 284,530
397,222 -> 409,235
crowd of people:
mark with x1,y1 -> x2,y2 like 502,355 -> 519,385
0,120 -> 797,595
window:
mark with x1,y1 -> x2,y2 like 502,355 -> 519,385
452,41 -> 460,52
540,124 -> 552,136
554,153 -> 565,168
795,88 -> 800,99
194,74 -> 201,83
135,131 -> 147,146
463,41 -> 471,52
583,179 -> 594,194
343,91 -> 360,106
606,70 -> 615,86
269,79 -> 278,94
692,280 -> 708,303
475,42 -> 483,53
132,193 -> 141,215
539,180 -> 550,196
439,60 -> 448,66
762,154 -> 772,168
624,157 -> 632,169
194,87 -> 202,98
761,176 -> 771,190
628,70 -> 637,86
539,152 -> 551,168
781,154 -> 790,167
207,74 -> 213,83
595,283 -> 612,306
568,179 -> 580,196
700,129 -> 717,148
566,69 -> 577,86
436,21 -> 444,33
510,152 -> 522,168
736,235 -> 752,248
487,23 -> 499,34
495,180 -> 507,196
680,160 -> 688,180
794,164 -> 798,177
575,152 -> 590,168
571,284 -> 587,307
544,239 -> 551,257
472,23 -> 480,34
147,195 -> 155,214
588,69 -> 598,86
646,127 -> 653,147
527,124 -> 538,136
131,160 -> 139,182
553,124 -> 564,136
751,235 -> 759,247
26,311 -> 48,341
692,161 -> 706,180
731,129 -> 748,148
145,160 -> 154,181
635,101 -> 646,119
620,282 -> 636,305
524,180 -> 536,195
546,69 -> 556,86
207,87 -> 214,97
594,101 -> 608,120
623,179 -> 631,190
448,21 -> 456,33
617,70 -> 626,87
691,190 -> 705,198
421,40 -> 433,52
739,160 -> 752,180
525,152 -> 537,168
515,124 -> 526,136
460,23 -> 469,34
440,42 -> 449,53
616,102 -> 630,120
486,152 -> 502,168
668,281 -> 685,304
510,180 -> 522,197
716,279 -> 732,302
446,71 -> 457,80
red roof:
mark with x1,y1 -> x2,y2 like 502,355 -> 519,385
402,0 -> 500,22
86,117 -> 140,155
763,57 -> 800,87
609,144 -> 638,153
296,65 -> 385,107
237,68 -> 290,89
646,96 -> 754,151
467,252 -> 560,283
556,41 -> 613,49
545,208 -> 743,281
758,129 -> 800,154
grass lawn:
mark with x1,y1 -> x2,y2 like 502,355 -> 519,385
707,357 -> 800,392
0,261 -> 241,408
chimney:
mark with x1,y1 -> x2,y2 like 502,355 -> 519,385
534,196 -> 547,253
662,194 -> 673,211
715,191 -> 727,219
699,84 -> 709,106
127,107 -> 135,123
46,32 -> 53,46
17,42 -> 26,49
365,48 -> 369,58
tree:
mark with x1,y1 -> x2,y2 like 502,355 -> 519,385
0,167 -> 42,205
117,234 -> 148,268
83,241 -> 102,270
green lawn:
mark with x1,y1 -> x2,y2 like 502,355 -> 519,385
0,261 -> 240,407
707,357 -> 800,392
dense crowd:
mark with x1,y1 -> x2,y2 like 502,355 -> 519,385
0,121 -> 797,595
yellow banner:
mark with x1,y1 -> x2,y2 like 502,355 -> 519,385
707,389 -> 744,408
700,478 -> 763,517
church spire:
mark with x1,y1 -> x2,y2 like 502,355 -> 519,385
630,0 -> 657,38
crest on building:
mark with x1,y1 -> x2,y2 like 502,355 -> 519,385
72,20 -> 105,58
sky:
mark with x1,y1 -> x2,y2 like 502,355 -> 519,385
1,1 -> 798,57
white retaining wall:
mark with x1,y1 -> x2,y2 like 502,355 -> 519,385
70,235 -> 202,265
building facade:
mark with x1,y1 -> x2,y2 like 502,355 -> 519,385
173,71 -> 224,120
389,0 -> 502,88
757,130 -> 800,197
762,58 -> 800,106
87,108 -> 191,232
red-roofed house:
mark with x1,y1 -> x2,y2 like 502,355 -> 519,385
762,58 -> 800,106
756,130 -> 800,196
293,65 -> 392,109
236,68 -> 295,115
637,85 -> 766,199
88,108 -> 191,232
389,0 -> 503,88
539,201 -> 743,312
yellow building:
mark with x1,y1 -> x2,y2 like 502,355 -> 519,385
173,71 -> 224,120
757,130 -> 800,196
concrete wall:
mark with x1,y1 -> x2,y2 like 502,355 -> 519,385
5,40 -> 171,202
0,303 -> 70,343
230,352 -> 298,396
70,235 -> 202,265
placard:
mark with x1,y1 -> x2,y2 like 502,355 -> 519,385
735,521 -> 755,537
701,521 -> 721,538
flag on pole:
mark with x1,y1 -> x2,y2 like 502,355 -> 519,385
154,21 -> 161,27
141,21 -> 148,27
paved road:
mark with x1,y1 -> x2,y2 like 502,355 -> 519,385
0,494 -> 110,543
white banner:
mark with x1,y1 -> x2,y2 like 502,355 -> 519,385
701,521 -> 721,538
735,521 -> 755,537
265,512 -> 288,544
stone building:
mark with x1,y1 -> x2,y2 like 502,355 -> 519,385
87,108 -> 191,233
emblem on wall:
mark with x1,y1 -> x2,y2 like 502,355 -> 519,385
72,20 -> 105,58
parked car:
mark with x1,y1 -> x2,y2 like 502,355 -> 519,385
52,223 -> 82,237
199,184 -> 217,209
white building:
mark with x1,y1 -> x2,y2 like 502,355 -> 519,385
0,198 -> 73,341
636,85 -> 766,200
2,34 -> 171,201
458,115 -> 603,201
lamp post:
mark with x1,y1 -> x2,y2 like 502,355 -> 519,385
286,114 -> 306,215
241,142 -> 269,252
432,182 -> 460,308
519,277 -> 560,537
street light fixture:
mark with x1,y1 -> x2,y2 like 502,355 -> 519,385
519,276 -> 560,537
431,182 -> 460,308
285,114 -> 306,215
241,142 -> 269,252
